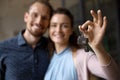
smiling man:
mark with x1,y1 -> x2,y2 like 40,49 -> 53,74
0,0 -> 53,80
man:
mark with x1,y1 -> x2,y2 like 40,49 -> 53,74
0,0 -> 53,80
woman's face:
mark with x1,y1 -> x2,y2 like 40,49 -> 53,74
49,14 -> 73,45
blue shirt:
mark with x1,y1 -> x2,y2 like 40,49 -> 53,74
0,30 -> 49,80
44,47 -> 78,80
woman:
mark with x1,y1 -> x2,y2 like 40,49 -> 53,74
44,8 -> 119,80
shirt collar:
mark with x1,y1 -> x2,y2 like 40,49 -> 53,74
18,30 -> 27,46
17,30 -> 47,47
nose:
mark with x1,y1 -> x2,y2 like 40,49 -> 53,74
56,25 -> 61,32
36,16 -> 42,24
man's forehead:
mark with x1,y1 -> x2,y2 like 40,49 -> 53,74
30,2 -> 49,10
29,2 -> 50,14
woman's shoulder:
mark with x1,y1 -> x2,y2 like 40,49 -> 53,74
76,48 -> 94,56
75,48 -> 95,62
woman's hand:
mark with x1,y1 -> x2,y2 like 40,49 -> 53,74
79,10 -> 111,65
79,10 -> 107,48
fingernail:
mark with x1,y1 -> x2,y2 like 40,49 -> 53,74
79,25 -> 81,28
98,10 -> 101,13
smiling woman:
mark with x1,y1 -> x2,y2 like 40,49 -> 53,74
44,7 -> 120,80
49,14 -> 72,45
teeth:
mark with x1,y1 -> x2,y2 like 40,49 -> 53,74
54,34 -> 63,38
34,25 -> 42,29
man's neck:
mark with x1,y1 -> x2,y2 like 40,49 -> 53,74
23,31 -> 41,48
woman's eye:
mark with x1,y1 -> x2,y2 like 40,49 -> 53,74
50,24 -> 57,27
50,24 -> 56,28
62,24 -> 69,28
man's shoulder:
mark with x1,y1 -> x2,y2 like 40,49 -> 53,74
0,36 -> 18,48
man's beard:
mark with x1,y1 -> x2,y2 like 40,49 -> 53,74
28,29 -> 45,37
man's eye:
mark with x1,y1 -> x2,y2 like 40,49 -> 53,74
33,13 -> 38,18
42,16 -> 47,20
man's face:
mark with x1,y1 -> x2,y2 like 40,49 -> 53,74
24,2 -> 50,37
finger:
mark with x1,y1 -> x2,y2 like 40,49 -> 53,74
102,16 -> 107,32
79,25 -> 86,34
87,25 -> 93,32
79,23 -> 93,39
81,20 -> 94,31
79,25 -> 89,38
90,10 -> 98,22
97,10 -> 102,26
79,25 -> 83,32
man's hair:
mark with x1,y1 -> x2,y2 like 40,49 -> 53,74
27,0 -> 53,18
